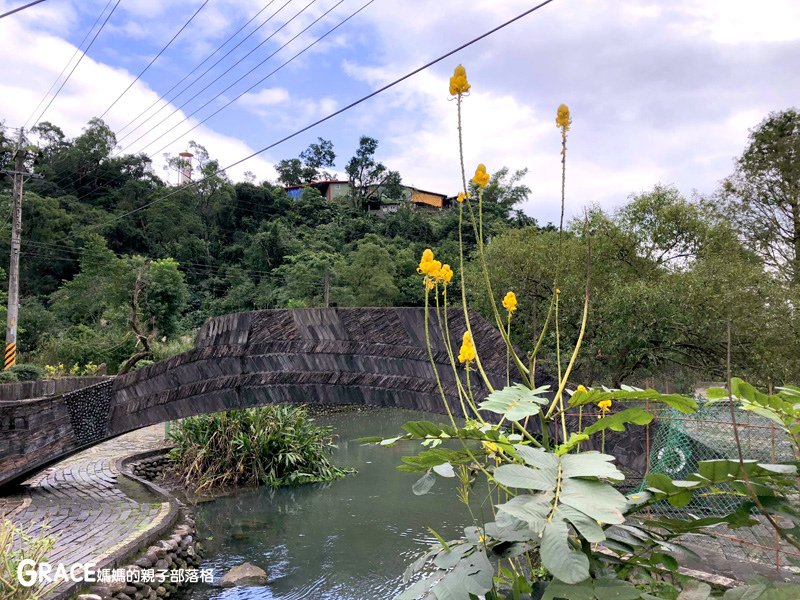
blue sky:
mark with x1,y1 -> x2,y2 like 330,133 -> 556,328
1,0 -> 799,226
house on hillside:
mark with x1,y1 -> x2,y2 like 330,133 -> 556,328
407,187 -> 451,210
284,180 -> 350,202
363,185 -> 451,215
283,181 -> 452,213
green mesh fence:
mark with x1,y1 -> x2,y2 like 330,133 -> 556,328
639,399 -> 795,515
636,396 -> 800,570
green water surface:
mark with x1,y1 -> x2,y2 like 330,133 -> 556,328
183,408 -> 476,600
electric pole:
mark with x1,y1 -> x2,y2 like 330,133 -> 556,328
4,128 -> 26,370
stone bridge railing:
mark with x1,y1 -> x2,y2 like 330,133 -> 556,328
2,308 -> 539,490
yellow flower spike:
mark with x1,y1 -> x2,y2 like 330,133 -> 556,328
501,291 -> 517,313
425,279 -> 435,290
576,384 -> 588,394
418,249 -> 440,276
449,64 -> 471,96
439,264 -> 453,284
556,103 -> 572,131
471,163 -> 490,188
456,192 -> 467,203
458,331 -> 476,364
555,288 -> 561,295
597,399 -> 612,413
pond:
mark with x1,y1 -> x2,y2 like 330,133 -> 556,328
182,408 -> 475,600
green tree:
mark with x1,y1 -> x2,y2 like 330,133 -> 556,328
473,186 -> 796,387
272,250 -> 343,307
473,166 -> 532,223
341,241 -> 399,306
50,234 -> 128,324
614,184 -> 711,270
345,136 -> 402,211
144,258 -> 188,337
724,108 -> 800,284
275,137 -> 336,186
49,236 -> 188,372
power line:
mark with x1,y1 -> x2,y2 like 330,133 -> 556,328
119,0 -> 318,154
141,0 -> 365,158
115,0 -> 282,139
87,0 -> 557,230
44,0 -> 299,192
98,0 -> 212,120
23,0 -> 116,130
30,0 -> 123,126
18,239 -> 276,278
0,0 -> 47,19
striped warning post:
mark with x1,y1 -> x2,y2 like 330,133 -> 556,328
4,342 -> 16,370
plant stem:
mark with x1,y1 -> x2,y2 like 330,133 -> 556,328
555,291 -> 567,441
545,225 -> 593,420
436,287 -> 482,421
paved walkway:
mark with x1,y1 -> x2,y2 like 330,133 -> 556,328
1,425 -> 173,597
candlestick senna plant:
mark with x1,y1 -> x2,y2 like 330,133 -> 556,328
359,64 -> 800,600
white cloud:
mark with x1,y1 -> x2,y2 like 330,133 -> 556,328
338,0 -> 800,223
0,11 -> 278,183
676,0 -> 800,44
2,0 -> 798,225
239,87 -> 291,107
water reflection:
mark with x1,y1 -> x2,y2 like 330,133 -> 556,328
182,408 -> 474,600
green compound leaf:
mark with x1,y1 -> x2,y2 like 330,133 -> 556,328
402,421 -> 457,438
555,505 -> 606,543
540,519 -> 590,585
479,383 -> 549,421
493,463 -> 556,491
583,407 -> 654,435
398,448 -> 474,473
569,387 -> 697,414
542,577 -> 643,600
560,478 -> 627,525
412,471 -> 436,495
496,492 -> 552,535
560,451 -> 625,481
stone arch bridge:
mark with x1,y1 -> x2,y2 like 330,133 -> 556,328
1,308 -> 537,490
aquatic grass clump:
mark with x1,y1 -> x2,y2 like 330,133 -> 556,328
0,519 -> 56,600
168,405 -> 349,492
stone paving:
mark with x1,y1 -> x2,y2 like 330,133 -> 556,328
0,425 -> 173,598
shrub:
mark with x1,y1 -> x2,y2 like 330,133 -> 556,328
0,518 -> 57,600
9,364 -> 43,382
43,363 -> 65,378
0,370 -> 18,383
167,405 -> 350,492
150,335 -> 194,362
37,325 -> 136,374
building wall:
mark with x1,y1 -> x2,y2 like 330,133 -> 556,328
410,190 -> 446,208
327,182 -> 351,202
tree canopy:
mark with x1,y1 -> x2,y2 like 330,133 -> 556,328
0,113 -> 797,387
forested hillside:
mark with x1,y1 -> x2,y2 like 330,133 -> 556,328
1,110 -> 798,389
